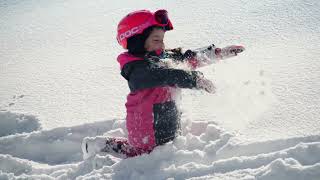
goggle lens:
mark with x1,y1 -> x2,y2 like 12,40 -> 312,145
154,10 -> 169,25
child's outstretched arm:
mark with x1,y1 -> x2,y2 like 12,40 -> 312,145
165,44 -> 245,69
121,60 -> 215,93
195,44 -> 245,65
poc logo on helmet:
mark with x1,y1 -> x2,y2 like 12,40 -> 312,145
119,22 -> 150,42
119,27 -> 140,41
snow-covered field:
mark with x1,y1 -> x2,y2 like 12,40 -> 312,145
1,0 -> 320,179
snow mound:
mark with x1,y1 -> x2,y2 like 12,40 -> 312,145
0,118 -> 319,179
0,111 -> 41,137
0,118 -> 116,165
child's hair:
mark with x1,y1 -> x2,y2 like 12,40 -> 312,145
127,26 -> 164,56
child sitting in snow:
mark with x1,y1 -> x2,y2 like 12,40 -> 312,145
82,9 -> 244,159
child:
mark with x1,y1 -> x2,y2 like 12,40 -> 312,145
82,9 -> 244,159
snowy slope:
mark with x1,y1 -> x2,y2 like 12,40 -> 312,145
1,0 -> 320,179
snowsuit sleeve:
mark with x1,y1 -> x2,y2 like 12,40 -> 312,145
165,48 -> 219,70
121,60 -> 202,92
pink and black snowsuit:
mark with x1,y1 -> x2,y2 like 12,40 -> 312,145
117,51 -> 201,154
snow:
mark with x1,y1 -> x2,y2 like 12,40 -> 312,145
1,0 -> 320,179
1,114 -> 320,179
0,111 -> 41,137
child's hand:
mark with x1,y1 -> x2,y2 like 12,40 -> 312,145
217,45 -> 245,59
227,45 -> 245,55
196,77 -> 215,94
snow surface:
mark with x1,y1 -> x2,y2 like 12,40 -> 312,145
1,0 -> 320,179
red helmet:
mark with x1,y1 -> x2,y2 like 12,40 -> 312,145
117,9 -> 174,49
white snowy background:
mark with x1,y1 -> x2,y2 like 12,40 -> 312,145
1,0 -> 320,179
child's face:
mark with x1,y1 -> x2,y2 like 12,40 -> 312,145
144,28 -> 165,52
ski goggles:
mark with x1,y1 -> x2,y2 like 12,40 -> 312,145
153,9 -> 173,30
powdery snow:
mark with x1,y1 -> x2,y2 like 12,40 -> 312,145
0,111 -> 41,137
1,0 -> 320,179
0,112 -> 320,179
